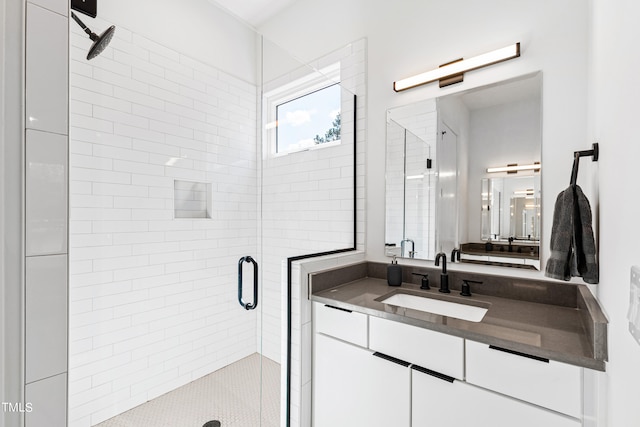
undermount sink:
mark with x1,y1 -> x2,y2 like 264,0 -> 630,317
378,291 -> 488,322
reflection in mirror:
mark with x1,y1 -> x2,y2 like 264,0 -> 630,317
481,176 -> 541,242
385,72 -> 542,269
386,119 -> 435,259
385,99 -> 442,260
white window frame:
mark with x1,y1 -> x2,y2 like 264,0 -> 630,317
264,62 -> 341,157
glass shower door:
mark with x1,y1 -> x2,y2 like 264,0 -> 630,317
66,3 -> 269,426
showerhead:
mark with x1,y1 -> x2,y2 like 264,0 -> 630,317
87,24 -> 116,60
71,11 -> 115,60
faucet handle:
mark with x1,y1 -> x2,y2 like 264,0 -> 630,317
461,280 -> 483,297
412,272 -> 430,290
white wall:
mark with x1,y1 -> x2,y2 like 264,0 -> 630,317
67,13 -> 259,427
589,0 -> 640,425
260,0 -> 590,277
100,0 -> 258,84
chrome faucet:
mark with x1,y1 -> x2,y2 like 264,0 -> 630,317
434,252 -> 450,293
401,239 -> 415,258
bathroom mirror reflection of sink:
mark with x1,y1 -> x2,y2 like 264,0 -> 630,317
377,291 -> 489,322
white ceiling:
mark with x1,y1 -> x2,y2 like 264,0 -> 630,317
209,0 -> 300,27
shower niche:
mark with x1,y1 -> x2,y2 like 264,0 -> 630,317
173,180 -> 212,219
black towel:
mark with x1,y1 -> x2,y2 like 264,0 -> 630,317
545,185 -> 598,284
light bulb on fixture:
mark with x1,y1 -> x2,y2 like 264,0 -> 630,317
487,163 -> 541,173
394,43 -> 521,91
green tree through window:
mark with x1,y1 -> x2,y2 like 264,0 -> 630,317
313,112 -> 341,144
275,83 -> 341,153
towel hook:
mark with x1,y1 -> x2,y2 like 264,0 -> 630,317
570,142 -> 599,186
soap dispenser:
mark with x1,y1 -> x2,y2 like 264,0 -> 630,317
387,256 -> 403,286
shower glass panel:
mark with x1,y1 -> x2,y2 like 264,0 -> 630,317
260,36 -> 360,427
67,3 -> 359,427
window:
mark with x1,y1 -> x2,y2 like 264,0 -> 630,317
264,62 -> 342,156
276,83 -> 341,154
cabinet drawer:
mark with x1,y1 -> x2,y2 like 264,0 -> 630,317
466,340 -> 582,418
313,302 -> 368,347
412,368 -> 581,427
369,316 -> 464,380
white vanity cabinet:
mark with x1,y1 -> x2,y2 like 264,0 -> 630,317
313,304 -> 410,427
412,366 -> 581,427
312,302 -> 586,427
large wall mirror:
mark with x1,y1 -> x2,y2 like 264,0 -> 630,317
385,72 -> 542,269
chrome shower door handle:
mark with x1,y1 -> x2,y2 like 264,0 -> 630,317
238,256 -> 258,310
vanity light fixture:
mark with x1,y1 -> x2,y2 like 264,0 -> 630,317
487,162 -> 540,174
393,42 -> 521,91
406,174 -> 425,180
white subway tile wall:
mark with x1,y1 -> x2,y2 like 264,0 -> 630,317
68,19 -> 259,426
265,40 -> 367,427
262,39 -> 367,366
69,17 -> 366,426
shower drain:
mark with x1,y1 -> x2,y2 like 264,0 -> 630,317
202,421 -> 221,427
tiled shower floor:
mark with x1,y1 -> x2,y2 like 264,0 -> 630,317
95,354 -> 280,427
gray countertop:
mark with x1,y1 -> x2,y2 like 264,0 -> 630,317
311,276 -> 607,371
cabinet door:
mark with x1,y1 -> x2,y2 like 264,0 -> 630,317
412,367 -> 581,427
314,333 -> 410,427
466,340 -> 582,418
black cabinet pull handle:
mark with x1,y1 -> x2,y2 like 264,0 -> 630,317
238,256 -> 258,310
323,304 -> 352,313
411,364 -> 455,383
488,345 -> 549,363
373,352 -> 411,367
